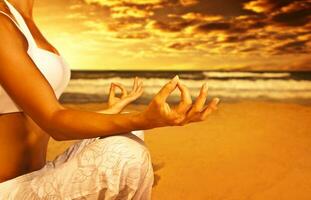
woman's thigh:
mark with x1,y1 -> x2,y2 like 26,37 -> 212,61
0,132 -> 154,200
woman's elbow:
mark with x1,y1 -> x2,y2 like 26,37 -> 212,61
44,119 -> 69,141
39,105 -> 68,141
49,133 -> 67,141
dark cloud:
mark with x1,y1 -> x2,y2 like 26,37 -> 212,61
190,0 -> 255,17
268,0 -> 298,10
273,33 -> 300,41
272,6 -> 311,26
248,21 -> 266,29
243,0 -> 299,13
151,20 -> 195,32
80,0 -> 311,57
239,47 -> 259,52
196,22 -> 231,32
224,34 -> 258,43
168,41 -> 195,50
273,40 -> 310,55
243,0 -> 311,26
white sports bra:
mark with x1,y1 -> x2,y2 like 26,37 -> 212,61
0,0 -> 71,114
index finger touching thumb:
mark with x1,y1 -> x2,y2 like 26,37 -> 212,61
155,75 -> 179,102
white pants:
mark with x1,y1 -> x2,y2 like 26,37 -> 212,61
0,131 -> 154,200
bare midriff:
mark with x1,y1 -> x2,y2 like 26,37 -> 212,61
0,112 -> 50,183
0,4 -> 61,184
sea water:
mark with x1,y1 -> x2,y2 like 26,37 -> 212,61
59,71 -> 311,104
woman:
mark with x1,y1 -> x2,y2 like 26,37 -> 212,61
0,0 -> 220,199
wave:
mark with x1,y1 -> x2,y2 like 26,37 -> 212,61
60,77 -> 311,103
203,72 -> 291,79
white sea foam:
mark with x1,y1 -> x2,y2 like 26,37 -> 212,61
64,77 -> 311,100
203,72 -> 291,78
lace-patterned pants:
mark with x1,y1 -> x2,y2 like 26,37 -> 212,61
0,131 -> 154,200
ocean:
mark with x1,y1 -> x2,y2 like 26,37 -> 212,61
59,71 -> 311,105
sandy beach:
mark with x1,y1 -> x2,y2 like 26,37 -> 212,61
47,101 -> 311,200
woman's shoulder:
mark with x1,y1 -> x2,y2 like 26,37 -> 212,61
0,1 -> 21,30
0,10 -> 28,51
0,2 -> 12,19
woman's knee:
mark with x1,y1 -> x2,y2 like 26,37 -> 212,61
82,134 -> 153,179
88,134 -> 153,192
61,134 -> 154,199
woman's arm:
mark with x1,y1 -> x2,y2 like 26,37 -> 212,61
49,108 -> 145,140
0,16 -> 145,141
0,16 -> 220,141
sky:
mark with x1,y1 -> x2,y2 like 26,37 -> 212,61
34,0 -> 311,71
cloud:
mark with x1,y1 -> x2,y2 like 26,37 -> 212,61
110,6 -> 154,18
244,0 -> 311,26
148,20 -> 195,33
273,40 -> 310,55
243,0 -> 297,13
84,0 -> 165,6
116,31 -> 151,39
272,5 -> 311,26
180,12 -> 224,22
38,0 -> 311,70
167,41 -> 196,50
179,0 -> 199,7
243,0 -> 274,13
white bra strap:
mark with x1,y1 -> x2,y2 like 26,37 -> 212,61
0,11 -> 23,32
2,0 -> 37,48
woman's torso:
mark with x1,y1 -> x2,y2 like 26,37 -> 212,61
0,1 -> 68,183
0,113 -> 50,183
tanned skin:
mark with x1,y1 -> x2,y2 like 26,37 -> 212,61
0,0 -> 220,183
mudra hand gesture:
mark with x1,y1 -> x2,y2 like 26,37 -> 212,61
104,77 -> 144,114
140,75 -> 220,128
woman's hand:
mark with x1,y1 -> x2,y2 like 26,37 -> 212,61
140,75 -> 220,129
103,77 -> 144,114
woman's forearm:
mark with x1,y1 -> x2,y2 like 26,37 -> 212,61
96,108 -> 120,115
47,107 -> 146,141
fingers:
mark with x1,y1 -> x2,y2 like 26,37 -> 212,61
154,75 -> 179,103
146,76 -> 220,127
180,97 -> 219,124
174,83 -> 208,124
128,77 -> 144,98
134,77 -> 143,93
175,81 -> 192,114
200,98 -> 220,119
130,79 -> 144,99
137,80 -> 144,96
112,82 -> 128,98
132,77 -> 139,92
110,77 -> 144,102
108,83 -> 116,101
138,79 -> 143,92
188,83 -> 208,114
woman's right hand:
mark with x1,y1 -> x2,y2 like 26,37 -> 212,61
140,75 -> 220,129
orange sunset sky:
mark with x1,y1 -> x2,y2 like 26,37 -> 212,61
34,0 -> 311,71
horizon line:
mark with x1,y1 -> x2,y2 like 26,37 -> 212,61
70,69 -> 311,73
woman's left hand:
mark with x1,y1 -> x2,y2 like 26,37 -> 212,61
103,77 -> 144,114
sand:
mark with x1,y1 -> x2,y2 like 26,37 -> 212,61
47,101 -> 311,200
